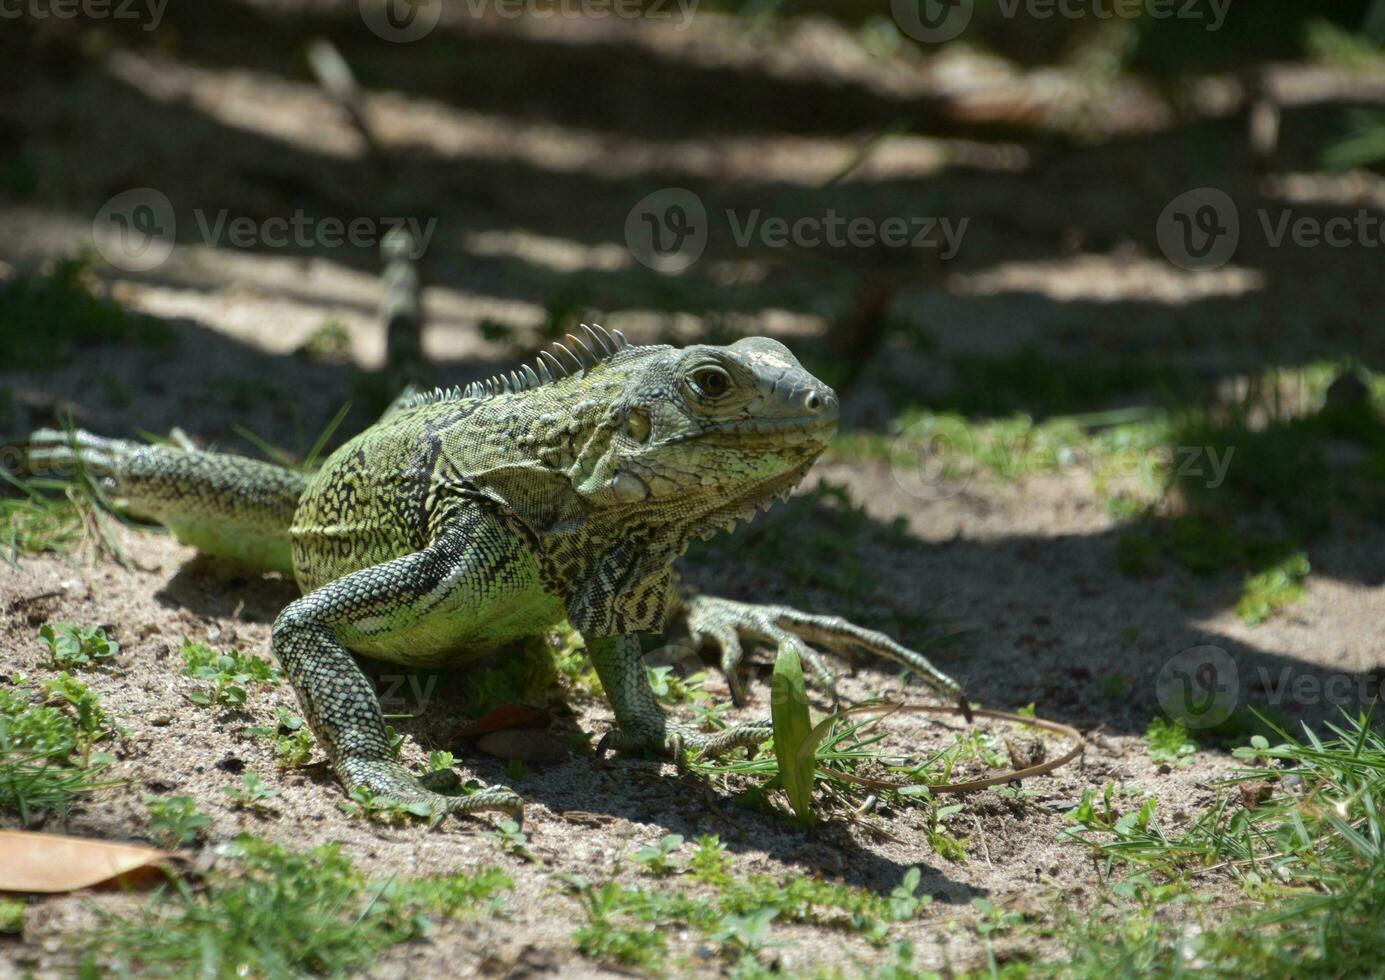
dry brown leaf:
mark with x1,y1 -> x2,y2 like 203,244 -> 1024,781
452,704 -> 551,741
0,830 -> 169,893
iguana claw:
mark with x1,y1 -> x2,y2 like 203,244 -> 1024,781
593,722 -> 772,768
343,759 -> 523,825
678,594 -> 965,709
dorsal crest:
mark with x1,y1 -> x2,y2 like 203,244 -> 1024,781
399,323 -> 632,409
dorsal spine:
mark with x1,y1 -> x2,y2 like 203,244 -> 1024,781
398,323 -> 629,409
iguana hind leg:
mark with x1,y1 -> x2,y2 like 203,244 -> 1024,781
676,594 -> 967,715
26,428 -> 306,574
271,518 -> 523,822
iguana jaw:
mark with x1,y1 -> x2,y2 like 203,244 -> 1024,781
685,458 -> 818,542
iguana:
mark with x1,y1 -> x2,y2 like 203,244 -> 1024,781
26,326 -> 964,821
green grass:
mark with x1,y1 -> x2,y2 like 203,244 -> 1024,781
850,358 -> 1385,626
0,252 -> 174,370
1030,710 -> 1385,977
566,840 -> 930,973
0,673 -> 119,824
1,461 -> 134,566
82,834 -> 512,976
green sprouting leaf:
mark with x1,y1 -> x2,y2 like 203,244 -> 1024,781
771,642 -> 821,825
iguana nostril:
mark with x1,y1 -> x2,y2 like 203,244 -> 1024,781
803,392 -> 822,412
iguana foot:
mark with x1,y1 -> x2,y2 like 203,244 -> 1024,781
679,595 -> 967,715
343,758 -> 524,825
594,720 -> 771,766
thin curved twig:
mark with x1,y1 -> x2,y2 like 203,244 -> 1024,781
818,704 -> 1086,795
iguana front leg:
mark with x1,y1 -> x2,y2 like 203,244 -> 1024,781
586,634 -> 771,761
272,521 -> 523,822
674,594 -> 968,715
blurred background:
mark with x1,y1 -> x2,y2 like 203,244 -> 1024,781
3,0 -> 1385,732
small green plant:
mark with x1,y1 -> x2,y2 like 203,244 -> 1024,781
632,834 -> 685,876
180,640 -> 280,707
925,804 -> 969,863
381,723 -> 405,759
690,693 -> 732,730
1146,717 -> 1197,766
709,907 -> 779,959
0,899 -> 25,935
1063,783 -> 1154,840
971,897 -> 1023,936
690,834 -> 733,886
887,868 -> 930,920
248,708 -> 315,766
426,750 -> 455,772
1236,552 -> 1311,625
144,795 -> 210,847
221,772 -> 280,814
274,727 -> 315,766
295,319 -> 352,362
645,665 -> 713,704
337,787 -> 432,825
38,623 -> 119,670
481,818 -> 534,862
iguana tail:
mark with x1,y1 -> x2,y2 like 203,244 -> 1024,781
25,429 -> 306,574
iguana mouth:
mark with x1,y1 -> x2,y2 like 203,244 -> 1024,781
681,416 -> 838,447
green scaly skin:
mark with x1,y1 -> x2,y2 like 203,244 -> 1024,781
26,328 -> 964,824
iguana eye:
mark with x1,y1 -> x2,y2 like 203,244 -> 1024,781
692,367 -> 731,398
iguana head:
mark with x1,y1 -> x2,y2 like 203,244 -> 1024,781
568,335 -> 838,531
423,327 -> 837,632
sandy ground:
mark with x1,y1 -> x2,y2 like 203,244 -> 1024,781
3,2 -> 1385,976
